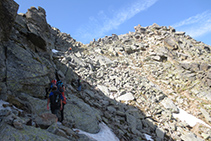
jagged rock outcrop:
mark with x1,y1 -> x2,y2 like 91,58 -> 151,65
0,0 -> 211,141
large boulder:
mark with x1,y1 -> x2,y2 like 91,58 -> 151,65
96,55 -> 113,67
16,93 -> 48,114
65,95 -> 101,133
163,36 -> 179,50
116,93 -> 135,103
161,97 -> 179,113
35,113 -> 57,129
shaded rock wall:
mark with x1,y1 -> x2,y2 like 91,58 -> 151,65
0,0 -> 79,111
0,0 -> 19,101
0,0 -> 19,41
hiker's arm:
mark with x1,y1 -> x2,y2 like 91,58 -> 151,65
47,98 -> 50,110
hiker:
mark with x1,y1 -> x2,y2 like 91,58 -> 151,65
68,47 -> 72,53
45,79 -> 57,99
47,86 -> 63,120
55,80 -> 66,122
60,85 -> 66,122
77,76 -> 82,91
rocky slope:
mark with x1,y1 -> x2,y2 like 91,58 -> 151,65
0,0 -> 211,140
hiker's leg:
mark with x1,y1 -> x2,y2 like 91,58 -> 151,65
45,88 -> 49,99
50,106 -> 55,114
54,109 -> 60,120
50,107 -> 59,121
60,103 -> 65,122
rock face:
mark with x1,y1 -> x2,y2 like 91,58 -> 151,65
0,0 -> 19,41
0,0 -> 19,104
0,0 -> 211,141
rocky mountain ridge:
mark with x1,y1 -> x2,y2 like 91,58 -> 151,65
0,0 -> 211,140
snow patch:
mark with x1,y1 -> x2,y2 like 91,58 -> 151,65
145,134 -> 154,141
52,49 -> 59,53
173,108 -> 211,128
73,122 -> 119,141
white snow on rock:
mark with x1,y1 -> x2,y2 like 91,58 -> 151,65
73,122 -> 119,141
173,108 -> 211,128
52,49 -> 59,53
145,134 -> 154,141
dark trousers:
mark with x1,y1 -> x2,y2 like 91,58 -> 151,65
60,103 -> 65,122
50,106 -> 59,119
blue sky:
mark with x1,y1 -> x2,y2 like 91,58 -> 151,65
14,0 -> 211,45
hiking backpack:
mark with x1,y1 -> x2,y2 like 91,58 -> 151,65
50,91 -> 61,108
57,80 -> 64,92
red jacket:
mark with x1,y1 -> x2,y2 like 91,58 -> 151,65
58,86 -> 67,104
61,91 -> 66,104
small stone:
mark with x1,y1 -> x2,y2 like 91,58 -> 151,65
13,119 -> 24,130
